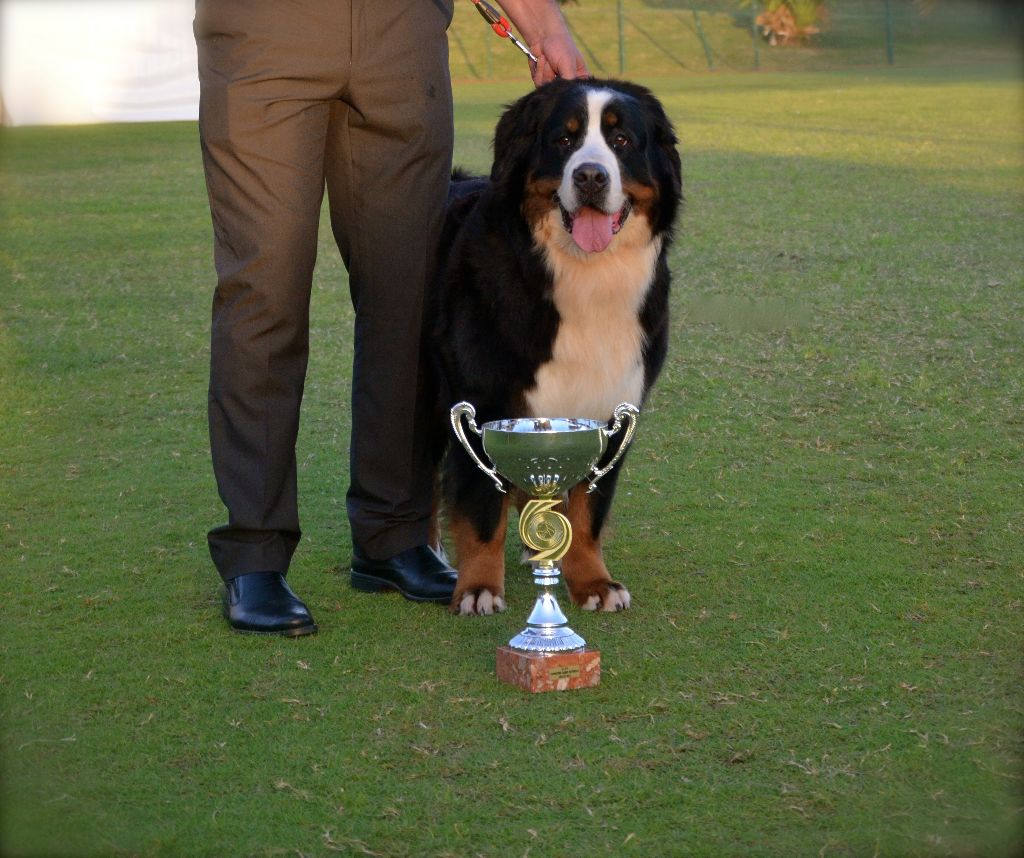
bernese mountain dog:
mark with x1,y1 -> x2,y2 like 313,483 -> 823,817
432,78 -> 682,616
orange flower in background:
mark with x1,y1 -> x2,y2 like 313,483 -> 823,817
747,0 -> 827,46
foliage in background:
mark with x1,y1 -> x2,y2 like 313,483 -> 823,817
448,1 -> 1021,80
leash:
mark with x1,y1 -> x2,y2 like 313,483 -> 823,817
470,0 -> 539,63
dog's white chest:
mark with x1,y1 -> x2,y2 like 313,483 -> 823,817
525,216 -> 660,420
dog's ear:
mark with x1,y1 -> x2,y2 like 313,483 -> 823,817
490,89 -> 547,186
638,88 -> 683,203
647,100 -> 682,234
655,116 -> 682,207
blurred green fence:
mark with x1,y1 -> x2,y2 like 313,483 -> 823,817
447,0 -> 1021,80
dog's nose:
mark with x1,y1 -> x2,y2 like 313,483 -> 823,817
572,162 -> 609,197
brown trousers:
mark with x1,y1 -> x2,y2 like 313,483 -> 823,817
195,0 -> 455,580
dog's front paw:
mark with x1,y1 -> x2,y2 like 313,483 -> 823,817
454,588 -> 506,616
575,581 -> 631,612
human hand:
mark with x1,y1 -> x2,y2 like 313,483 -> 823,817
529,32 -> 588,85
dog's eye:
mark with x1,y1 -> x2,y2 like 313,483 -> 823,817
612,133 -> 630,150
556,135 -> 572,148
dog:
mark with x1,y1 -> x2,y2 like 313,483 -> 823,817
432,78 -> 682,616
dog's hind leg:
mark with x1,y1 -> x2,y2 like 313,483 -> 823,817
561,485 -> 631,612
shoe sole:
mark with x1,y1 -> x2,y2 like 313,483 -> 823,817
350,570 -> 452,603
228,623 -> 318,637
222,610 -> 318,637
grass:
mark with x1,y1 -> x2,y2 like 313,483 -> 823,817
2,62 -> 1023,856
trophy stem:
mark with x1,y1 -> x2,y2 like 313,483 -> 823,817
507,559 -> 586,652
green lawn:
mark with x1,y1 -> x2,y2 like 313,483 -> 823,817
2,64 -> 1022,857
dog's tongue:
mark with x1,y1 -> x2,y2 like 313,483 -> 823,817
571,207 -> 615,253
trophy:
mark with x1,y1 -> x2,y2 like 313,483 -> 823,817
450,402 -> 639,692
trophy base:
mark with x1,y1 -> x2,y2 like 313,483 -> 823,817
496,646 -> 601,693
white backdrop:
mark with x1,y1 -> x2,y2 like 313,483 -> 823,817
0,0 -> 199,126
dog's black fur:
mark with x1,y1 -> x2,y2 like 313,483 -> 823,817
431,78 -> 682,614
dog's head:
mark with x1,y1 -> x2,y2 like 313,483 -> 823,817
491,78 -> 682,256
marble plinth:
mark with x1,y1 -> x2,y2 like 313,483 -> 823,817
496,646 -> 601,693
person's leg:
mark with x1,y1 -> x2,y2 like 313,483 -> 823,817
196,0 -> 348,583
325,0 -> 455,561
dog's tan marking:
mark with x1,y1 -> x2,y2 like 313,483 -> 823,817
523,176 -> 561,232
527,210 -> 661,420
622,178 -> 658,207
450,497 -> 510,615
561,486 -> 631,611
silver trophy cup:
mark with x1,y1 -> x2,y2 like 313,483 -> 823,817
450,402 -> 639,653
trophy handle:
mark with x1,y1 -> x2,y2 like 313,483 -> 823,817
450,401 -> 507,494
587,402 -> 640,493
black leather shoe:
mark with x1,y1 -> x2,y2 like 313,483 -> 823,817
222,572 -> 318,636
350,544 -> 457,603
